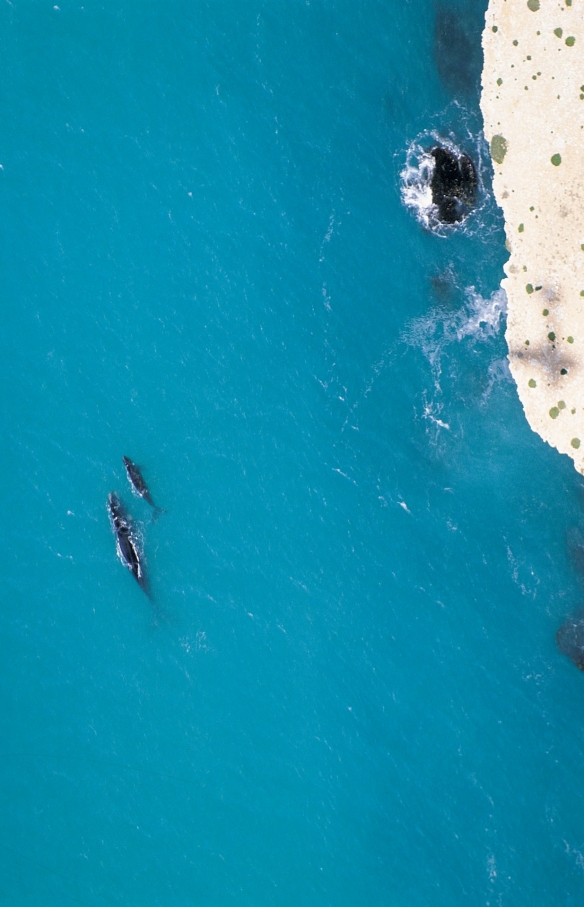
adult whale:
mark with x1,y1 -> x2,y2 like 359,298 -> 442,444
107,493 -> 147,593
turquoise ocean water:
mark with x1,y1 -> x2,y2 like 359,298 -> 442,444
3,1 -> 584,904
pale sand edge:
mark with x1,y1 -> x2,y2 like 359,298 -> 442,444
480,0 -> 584,472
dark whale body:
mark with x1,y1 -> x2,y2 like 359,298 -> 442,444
430,147 -> 477,224
123,456 -> 156,508
108,493 -> 147,592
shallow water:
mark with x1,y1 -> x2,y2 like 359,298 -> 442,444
2,2 -> 584,905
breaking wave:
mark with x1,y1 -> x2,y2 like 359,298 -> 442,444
403,286 -> 509,438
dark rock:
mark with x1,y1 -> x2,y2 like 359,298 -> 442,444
430,147 -> 477,224
556,616 -> 584,670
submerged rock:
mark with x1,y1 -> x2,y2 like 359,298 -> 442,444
556,616 -> 584,670
434,4 -> 482,97
430,146 -> 477,224
566,526 -> 584,574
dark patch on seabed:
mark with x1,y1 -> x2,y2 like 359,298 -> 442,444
434,0 -> 486,98
557,614 -> 584,671
566,526 -> 584,576
430,266 -> 459,309
555,520 -> 584,668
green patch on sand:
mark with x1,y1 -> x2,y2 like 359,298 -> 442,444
491,134 -> 507,164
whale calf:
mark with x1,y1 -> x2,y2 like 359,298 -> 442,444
107,492 -> 147,592
122,456 -> 164,518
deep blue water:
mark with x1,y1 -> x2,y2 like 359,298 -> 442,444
2,2 -> 584,904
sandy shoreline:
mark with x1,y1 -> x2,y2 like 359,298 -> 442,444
481,0 -> 584,471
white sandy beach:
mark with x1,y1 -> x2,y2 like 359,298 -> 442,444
481,0 -> 584,470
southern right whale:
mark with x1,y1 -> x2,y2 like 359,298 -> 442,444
122,456 -> 164,517
107,493 -> 147,592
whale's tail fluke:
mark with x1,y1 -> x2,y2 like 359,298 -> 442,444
151,506 -> 167,524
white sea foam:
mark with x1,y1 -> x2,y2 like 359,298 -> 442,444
400,144 -> 438,230
400,127 -> 485,234
343,288 -> 508,436
405,287 -> 506,377
404,287 -> 509,439
455,286 -> 507,342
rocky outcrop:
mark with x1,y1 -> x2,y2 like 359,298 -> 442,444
430,147 -> 477,224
